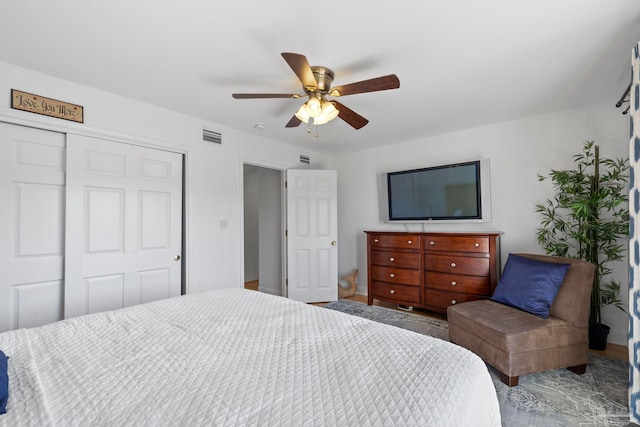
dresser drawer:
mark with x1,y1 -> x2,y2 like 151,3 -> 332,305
424,289 -> 486,312
425,254 -> 489,276
371,281 -> 421,305
423,235 -> 489,253
371,250 -> 420,269
369,233 -> 421,250
424,271 -> 490,295
370,265 -> 420,286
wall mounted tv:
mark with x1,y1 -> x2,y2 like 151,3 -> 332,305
381,159 -> 492,223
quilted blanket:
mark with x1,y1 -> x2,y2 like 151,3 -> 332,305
0,288 -> 500,426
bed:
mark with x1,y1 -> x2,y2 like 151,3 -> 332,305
0,288 -> 500,426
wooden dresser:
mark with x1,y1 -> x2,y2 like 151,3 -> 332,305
366,231 -> 501,314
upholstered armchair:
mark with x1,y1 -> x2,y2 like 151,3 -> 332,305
447,253 -> 595,386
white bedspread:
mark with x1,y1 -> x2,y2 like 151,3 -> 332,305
0,288 -> 500,426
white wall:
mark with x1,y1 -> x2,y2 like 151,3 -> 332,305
0,60 -> 332,297
334,99 -> 630,345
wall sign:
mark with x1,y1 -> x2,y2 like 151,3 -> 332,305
11,89 -> 84,123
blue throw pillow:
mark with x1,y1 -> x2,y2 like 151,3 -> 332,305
490,254 -> 570,318
0,349 -> 7,414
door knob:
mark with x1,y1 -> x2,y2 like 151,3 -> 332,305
174,255 -> 181,261
331,241 -> 336,246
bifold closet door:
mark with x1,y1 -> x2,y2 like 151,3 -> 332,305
64,135 -> 183,318
0,123 -> 66,332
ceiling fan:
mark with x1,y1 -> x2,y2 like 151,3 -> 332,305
232,52 -> 400,130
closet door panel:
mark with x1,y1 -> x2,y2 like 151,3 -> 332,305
14,281 -> 63,329
0,122 -> 65,332
65,135 -> 183,318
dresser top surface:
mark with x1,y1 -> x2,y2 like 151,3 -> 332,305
364,231 -> 502,236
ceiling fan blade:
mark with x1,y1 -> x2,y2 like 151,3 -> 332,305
333,101 -> 369,129
285,115 -> 302,128
329,74 -> 400,97
232,93 -> 299,99
281,52 -> 318,91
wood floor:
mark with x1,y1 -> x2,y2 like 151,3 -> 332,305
244,283 -> 627,362
244,280 -> 259,291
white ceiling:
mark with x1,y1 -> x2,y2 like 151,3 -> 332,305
1,1 -> 639,155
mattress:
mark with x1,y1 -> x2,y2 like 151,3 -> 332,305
0,288 -> 500,426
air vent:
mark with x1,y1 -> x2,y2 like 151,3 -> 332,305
203,128 -> 222,144
299,155 -> 310,166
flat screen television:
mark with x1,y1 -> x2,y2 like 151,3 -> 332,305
381,159 -> 492,223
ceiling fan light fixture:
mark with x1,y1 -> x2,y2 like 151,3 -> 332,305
306,96 -> 322,118
295,104 -> 310,123
314,101 -> 339,125
296,98 -> 340,125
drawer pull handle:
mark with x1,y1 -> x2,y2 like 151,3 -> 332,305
407,240 -> 413,244
429,241 -> 435,245
451,281 -> 457,286
389,257 -> 395,262
389,289 -> 395,295
373,238 -> 379,243
450,262 -> 457,268
474,242 -> 480,248
451,300 -> 457,305
389,273 -> 395,278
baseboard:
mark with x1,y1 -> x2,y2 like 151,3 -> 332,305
607,330 -> 628,347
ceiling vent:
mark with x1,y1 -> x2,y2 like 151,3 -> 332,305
203,128 -> 222,144
299,155 -> 310,166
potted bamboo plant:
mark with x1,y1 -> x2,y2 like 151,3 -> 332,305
535,140 -> 629,350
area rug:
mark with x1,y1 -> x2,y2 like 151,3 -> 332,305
324,299 -> 450,340
324,299 -> 631,427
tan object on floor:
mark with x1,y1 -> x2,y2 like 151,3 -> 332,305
338,269 -> 358,299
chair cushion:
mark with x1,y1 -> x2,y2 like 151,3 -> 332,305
490,253 -> 570,318
447,299 -> 587,353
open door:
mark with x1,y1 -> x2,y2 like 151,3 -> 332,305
286,169 -> 338,303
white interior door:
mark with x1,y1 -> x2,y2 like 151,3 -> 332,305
0,123 -> 66,332
286,169 -> 338,302
64,135 -> 183,318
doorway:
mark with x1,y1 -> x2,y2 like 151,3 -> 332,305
243,164 -> 284,296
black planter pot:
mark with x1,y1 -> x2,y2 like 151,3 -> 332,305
589,324 -> 611,351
